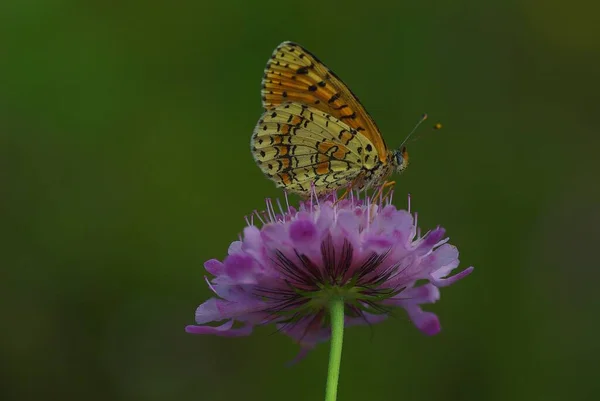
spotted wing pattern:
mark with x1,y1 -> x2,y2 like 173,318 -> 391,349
261,41 -> 389,163
251,102 -> 382,196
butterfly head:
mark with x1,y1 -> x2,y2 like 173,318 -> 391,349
392,146 -> 409,173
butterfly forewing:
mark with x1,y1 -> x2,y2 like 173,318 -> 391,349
261,41 -> 389,163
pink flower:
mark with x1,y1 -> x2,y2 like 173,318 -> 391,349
186,191 -> 473,360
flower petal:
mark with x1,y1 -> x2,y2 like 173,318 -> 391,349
387,284 -> 441,306
336,209 -> 361,246
261,223 -> 289,247
426,244 -> 460,277
185,320 -> 254,337
430,266 -> 474,287
194,298 -> 266,324
315,203 -> 335,232
372,206 -> 413,237
223,253 -> 259,284
404,305 -> 441,336
242,225 -> 263,252
228,241 -> 243,255
415,227 -> 446,255
289,218 -> 318,245
204,259 -> 224,276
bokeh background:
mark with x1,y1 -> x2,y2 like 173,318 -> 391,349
2,1 -> 599,400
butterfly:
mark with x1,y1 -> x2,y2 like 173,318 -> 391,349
251,41 -> 409,197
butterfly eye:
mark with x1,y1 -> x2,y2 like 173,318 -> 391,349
395,148 -> 406,165
394,147 -> 409,172
395,152 -> 404,165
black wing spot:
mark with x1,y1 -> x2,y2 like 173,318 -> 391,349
260,150 -> 266,157
282,91 -> 288,98
337,130 -> 351,143
308,85 -> 317,91
366,144 -> 373,152
340,112 -> 357,120
328,93 -> 341,103
271,111 -> 277,118
357,147 -> 363,154
296,66 -> 309,74
315,99 -> 321,104
318,81 -> 326,87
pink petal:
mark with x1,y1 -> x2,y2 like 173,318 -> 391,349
335,209 -> 361,246
427,244 -> 460,278
261,223 -> 289,247
430,266 -> 474,287
289,218 -> 318,245
185,320 -> 254,337
227,241 -> 242,255
242,225 -> 263,251
404,305 -> 441,336
388,284 -> 441,306
204,259 -> 224,276
194,298 -> 265,324
223,253 -> 258,284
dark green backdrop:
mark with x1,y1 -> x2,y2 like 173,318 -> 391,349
2,1 -> 599,400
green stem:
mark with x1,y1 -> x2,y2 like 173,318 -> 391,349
325,297 -> 345,401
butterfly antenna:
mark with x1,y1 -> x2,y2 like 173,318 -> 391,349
408,121 -> 444,145
399,113 -> 428,149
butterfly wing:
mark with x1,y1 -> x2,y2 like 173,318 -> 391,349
251,103 -> 382,196
261,41 -> 389,164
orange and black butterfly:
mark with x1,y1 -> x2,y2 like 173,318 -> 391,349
251,41 -> 409,197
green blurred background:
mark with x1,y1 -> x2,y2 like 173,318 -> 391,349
2,0 -> 599,400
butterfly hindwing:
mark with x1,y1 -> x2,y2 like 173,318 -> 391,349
251,103 -> 381,195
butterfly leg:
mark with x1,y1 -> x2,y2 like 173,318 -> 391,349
371,180 -> 396,203
335,173 -> 368,204
334,183 -> 353,204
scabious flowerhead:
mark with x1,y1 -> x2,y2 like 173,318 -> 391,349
186,190 -> 473,360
